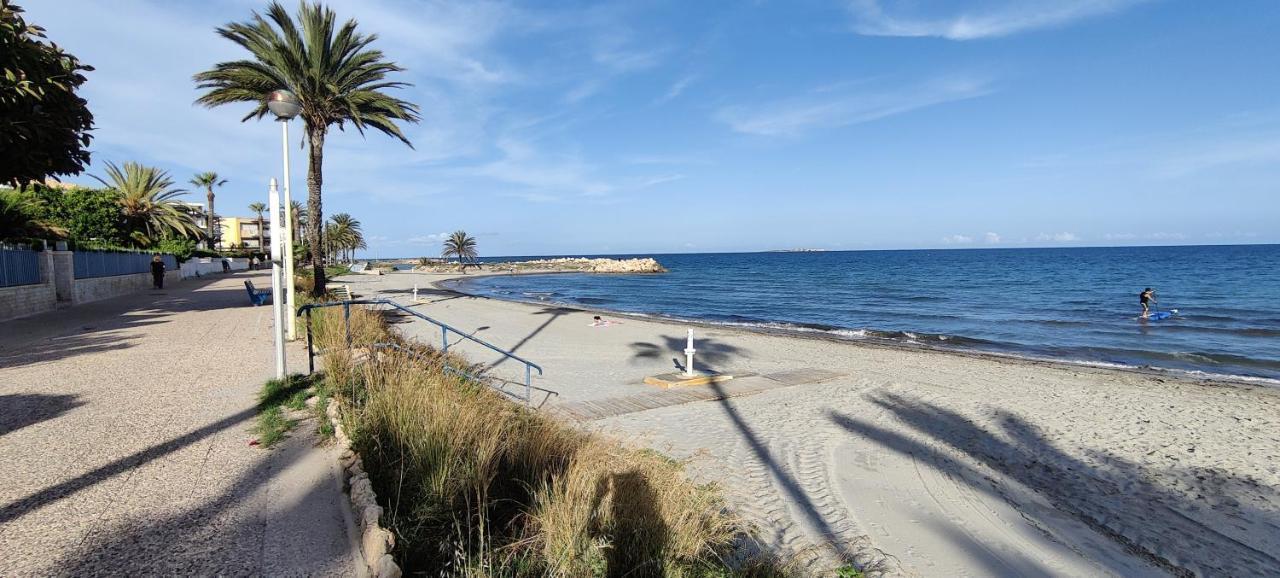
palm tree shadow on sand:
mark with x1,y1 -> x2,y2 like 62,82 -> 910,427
829,392 -> 1280,576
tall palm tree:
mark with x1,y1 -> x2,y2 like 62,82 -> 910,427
93,161 -> 201,247
189,171 -> 226,246
441,230 -> 478,270
247,202 -> 266,251
328,213 -> 361,262
0,189 -> 67,240
194,2 -> 420,296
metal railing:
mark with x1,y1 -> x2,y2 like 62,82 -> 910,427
73,250 -> 177,279
297,299 -> 545,406
0,248 -> 41,287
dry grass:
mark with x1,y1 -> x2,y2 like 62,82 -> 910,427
308,304 -> 792,577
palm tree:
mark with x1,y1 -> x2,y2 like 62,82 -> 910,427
194,2 -> 420,296
441,230 -> 478,270
93,162 -> 201,247
189,171 -> 226,247
327,213 -> 362,262
248,202 -> 267,251
0,189 -> 67,240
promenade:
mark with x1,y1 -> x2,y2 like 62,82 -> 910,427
0,272 -> 360,576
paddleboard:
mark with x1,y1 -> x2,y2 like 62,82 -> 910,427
1144,309 -> 1178,321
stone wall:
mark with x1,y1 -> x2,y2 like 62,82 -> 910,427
0,251 -> 56,321
71,270 -> 182,306
180,257 -> 248,279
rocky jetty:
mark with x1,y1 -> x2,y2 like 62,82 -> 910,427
412,257 -> 666,274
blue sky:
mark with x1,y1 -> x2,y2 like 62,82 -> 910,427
28,0 -> 1280,256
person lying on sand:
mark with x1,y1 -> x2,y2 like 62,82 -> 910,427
590,315 -> 621,327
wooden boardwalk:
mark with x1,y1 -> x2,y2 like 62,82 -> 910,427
548,368 -> 844,421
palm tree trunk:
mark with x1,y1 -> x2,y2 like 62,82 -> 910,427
206,189 -> 216,249
257,214 -> 264,253
307,125 -> 327,296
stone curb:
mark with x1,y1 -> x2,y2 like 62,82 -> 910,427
325,399 -> 402,578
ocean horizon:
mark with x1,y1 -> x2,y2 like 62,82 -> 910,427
451,244 -> 1280,384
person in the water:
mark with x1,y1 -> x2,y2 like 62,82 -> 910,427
1139,287 -> 1156,318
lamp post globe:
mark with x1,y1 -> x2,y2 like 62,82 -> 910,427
266,89 -> 301,120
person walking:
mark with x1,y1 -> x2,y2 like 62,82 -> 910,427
150,255 -> 166,290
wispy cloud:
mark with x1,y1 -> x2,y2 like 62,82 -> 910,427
847,0 -> 1148,40
984,232 -> 1001,244
716,75 -> 993,137
1036,232 -> 1080,242
655,74 -> 698,105
942,234 -> 974,244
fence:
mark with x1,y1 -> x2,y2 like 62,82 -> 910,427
73,251 -> 178,279
0,248 -> 41,287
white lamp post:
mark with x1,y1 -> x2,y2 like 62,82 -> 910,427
268,178 -> 287,379
267,89 -> 301,341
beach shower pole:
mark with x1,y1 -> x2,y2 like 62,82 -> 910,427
268,179 -> 287,379
685,328 -> 696,377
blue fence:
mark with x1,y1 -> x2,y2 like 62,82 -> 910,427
0,249 -> 42,287
73,251 -> 177,279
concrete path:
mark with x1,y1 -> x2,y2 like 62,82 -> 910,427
0,272 -> 361,576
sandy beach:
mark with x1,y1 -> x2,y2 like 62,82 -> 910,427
333,270 -> 1280,576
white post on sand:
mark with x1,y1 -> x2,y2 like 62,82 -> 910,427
684,328 -> 696,377
268,179 -> 287,380
413,283 -> 419,302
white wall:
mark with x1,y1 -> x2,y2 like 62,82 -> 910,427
179,257 -> 248,279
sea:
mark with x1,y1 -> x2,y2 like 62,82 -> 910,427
452,245 -> 1280,384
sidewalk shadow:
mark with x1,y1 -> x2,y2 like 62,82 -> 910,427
50,416 -> 349,575
0,273 -> 262,371
0,394 -> 85,437
829,392 -> 1280,576
0,407 -> 256,525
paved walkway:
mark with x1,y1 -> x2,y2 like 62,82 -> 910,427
0,272 -> 361,576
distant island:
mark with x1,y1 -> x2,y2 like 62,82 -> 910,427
766,248 -> 828,253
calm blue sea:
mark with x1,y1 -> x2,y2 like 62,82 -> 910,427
453,245 -> 1280,383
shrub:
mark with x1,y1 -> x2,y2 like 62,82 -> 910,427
310,305 -> 781,576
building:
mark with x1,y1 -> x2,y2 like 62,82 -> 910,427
218,216 -> 269,250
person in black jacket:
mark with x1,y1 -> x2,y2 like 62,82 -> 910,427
151,254 -> 166,289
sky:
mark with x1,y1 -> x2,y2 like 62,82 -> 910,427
26,0 -> 1280,257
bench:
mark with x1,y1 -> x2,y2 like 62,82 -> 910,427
244,280 -> 271,306
331,284 -> 354,301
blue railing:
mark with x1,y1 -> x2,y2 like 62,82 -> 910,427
73,251 -> 177,279
0,248 -> 41,287
297,299 -> 546,406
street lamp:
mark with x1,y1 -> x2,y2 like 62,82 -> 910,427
268,89 -> 300,341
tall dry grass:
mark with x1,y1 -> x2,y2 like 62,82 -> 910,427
308,304 -> 788,577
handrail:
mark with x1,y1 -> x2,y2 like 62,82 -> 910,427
296,298 -> 544,406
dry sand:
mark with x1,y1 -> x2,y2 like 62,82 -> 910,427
337,270 -> 1280,577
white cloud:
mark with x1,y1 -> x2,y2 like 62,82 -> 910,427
405,232 -> 450,245
847,0 -> 1148,41
942,234 -> 974,244
1103,232 -> 1138,241
1035,232 -> 1079,242
984,232 -> 1001,244
655,74 -> 698,105
716,75 -> 992,137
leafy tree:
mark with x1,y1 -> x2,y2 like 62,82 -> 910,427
189,171 -> 226,245
93,161 -> 201,247
26,184 -> 123,243
442,230 -> 478,270
0,0 -> 94,186
248,202 -> 266,251
0,187 -> 65,240
194,1 -> 420,296
325,212 -> 363,262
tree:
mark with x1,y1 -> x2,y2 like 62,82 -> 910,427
189,171 -> 226,246
92,161 -> 201,247
326,212 -> 362,262
0,187 -> 66,240
441,230 -> 478,270
0,0 -> 94,186
248,202 -> 266,251
26,183 -> 122,243
194,2 -> 419,296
